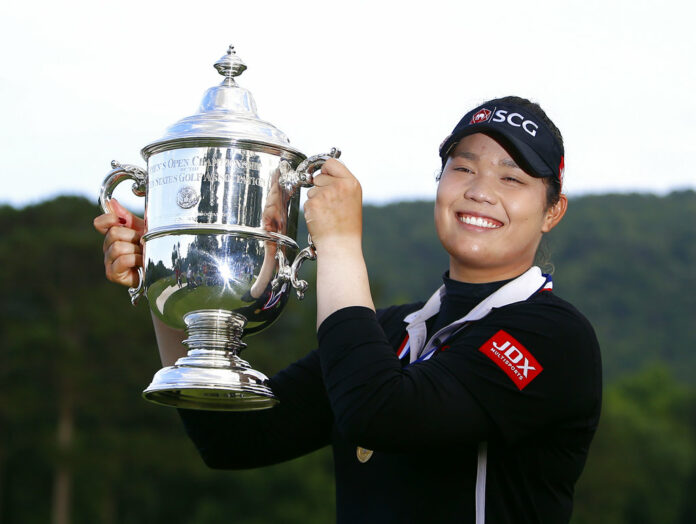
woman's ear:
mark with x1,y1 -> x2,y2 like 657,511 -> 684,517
541,194 -> 568,233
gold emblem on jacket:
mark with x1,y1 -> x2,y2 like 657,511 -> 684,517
356,446 -> 373,463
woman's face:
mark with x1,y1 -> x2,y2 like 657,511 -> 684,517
434,133 -> 567,283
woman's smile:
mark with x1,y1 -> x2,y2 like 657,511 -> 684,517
455,212 -> 504,230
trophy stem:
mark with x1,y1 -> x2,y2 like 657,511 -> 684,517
183,309 -> 247,354
142,309 -> 278,411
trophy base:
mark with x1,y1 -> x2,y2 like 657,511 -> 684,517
143,351 -> 278,411
142,309 -> 278,411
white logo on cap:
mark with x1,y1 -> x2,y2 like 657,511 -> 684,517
491,109 -> 539,137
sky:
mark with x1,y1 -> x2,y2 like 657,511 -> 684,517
1,0 -> 694,210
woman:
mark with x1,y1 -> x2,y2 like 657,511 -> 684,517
95,96 -> 601,523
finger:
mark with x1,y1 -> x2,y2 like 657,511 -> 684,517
107,254 -> 143,287
103,226 -> 143,253
318,158 -> 353,179
311,172 -> 332,187
94,212 -> 125,234
306,186 -> 321,199
105,225 -> 143,244
111,253 -> 144,277
105,239 -> 143,265
109,198 -> 146,234
302,200 -> 314,224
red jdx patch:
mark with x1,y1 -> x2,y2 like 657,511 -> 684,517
479,330 -> 542,390
470,108 -> 491,124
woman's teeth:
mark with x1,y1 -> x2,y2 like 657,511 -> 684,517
457,215 -> 501,229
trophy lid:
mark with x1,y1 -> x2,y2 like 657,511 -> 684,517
141,46 -> 300,158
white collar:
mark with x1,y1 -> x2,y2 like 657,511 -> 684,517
402,266 -> 550,362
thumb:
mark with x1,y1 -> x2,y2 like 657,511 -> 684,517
318,158 -> 352,179
110,198 -> 145,234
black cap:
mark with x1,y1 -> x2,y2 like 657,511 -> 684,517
439,99 -> 564,184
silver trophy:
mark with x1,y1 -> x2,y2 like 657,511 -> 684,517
99,46 -> 338,411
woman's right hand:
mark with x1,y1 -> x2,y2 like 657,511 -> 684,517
93,198 -> 145,288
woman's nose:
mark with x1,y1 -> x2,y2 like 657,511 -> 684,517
464,174 -> 496,204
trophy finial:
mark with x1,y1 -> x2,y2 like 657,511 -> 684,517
214,44 -> 247,79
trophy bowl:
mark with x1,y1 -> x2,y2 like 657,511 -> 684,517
99,46 -> 338,411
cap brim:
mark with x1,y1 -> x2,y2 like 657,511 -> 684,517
446,125 -> 555,179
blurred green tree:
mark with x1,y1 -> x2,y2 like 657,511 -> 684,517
572,365 -> 696,524
1,191 -> 695,522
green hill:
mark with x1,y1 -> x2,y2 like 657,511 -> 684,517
1,191 -> 694,523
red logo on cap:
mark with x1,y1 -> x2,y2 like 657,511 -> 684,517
479,330 -> 542,390
470,109 -> 492,124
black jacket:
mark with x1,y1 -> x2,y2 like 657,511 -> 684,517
179,280 -> 601,523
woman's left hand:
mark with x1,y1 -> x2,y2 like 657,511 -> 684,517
303,158 -> 363,252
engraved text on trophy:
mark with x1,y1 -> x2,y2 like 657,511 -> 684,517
147,147 -> 268,231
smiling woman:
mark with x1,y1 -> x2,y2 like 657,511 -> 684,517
435,134 -> 567,282
95,96 -> 602,524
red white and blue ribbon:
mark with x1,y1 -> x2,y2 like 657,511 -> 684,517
262,283 -> 286,310
396,335 -> 411,360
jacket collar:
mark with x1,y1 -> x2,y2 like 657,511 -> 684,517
402,266 -> 550,362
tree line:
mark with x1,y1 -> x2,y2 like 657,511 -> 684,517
1,191 -> 694,523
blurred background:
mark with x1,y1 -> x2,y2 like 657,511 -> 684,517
1,1 -> 694,523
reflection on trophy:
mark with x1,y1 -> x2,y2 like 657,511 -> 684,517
99,46 -> 339,411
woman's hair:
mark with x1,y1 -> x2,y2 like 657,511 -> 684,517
438,96 -> 564,210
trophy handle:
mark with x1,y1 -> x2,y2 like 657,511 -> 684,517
275,148 -> 341,299
272,236 -> 316,300
278,147 -> 341,190
99,160 -> 148,305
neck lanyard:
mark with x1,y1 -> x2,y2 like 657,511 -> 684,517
400,267 -> 552,364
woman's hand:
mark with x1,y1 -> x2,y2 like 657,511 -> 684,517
303,159 -> 374,327
93,198 -> 145,288
303,158 -> 363,252
94,200 -> 188,367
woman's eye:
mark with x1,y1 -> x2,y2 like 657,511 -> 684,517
454,166 -> 473,173
502,176 -> 522,184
